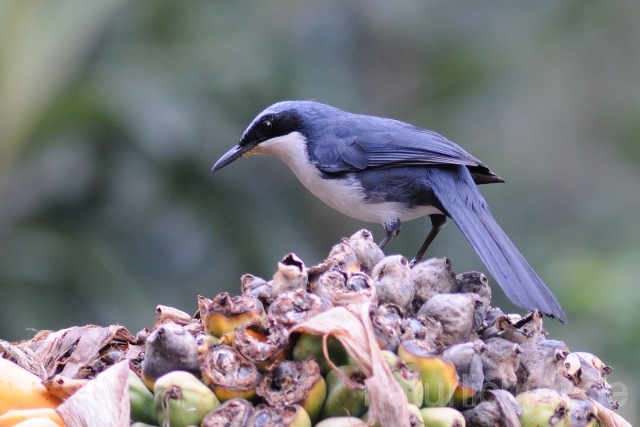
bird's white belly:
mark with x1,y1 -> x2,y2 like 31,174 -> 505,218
255,131 -> 442,225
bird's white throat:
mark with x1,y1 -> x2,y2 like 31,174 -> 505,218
253,131 -> 440,225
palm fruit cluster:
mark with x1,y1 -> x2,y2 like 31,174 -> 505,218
125,229 -> 628,427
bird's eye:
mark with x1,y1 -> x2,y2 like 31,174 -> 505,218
259,119 -> 273,134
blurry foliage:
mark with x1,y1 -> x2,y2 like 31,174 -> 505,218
0,0 -> 638,422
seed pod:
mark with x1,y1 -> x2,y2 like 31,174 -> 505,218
257,358 -> 327,423
442,340 -> 485,408
141,323 -> 200,390
327,239 -> 361,273
241,274 -> 272,306
411,257 -> 458,312
456,271 -> 491,313
292,333 -> 352,376
128,370 -> 157,425
199,344 -> 262,403
271,253 -> 308,298
420,407 -> 466,427
202,292 -> 265,338
201,398 -> 254,427
268,289 -> 333,328
154,370 -> 220,427
370,303 -> 404,352
480,337 -> 521,393
417,293 -> 483,347
314,269 -> 376,306
347,229 -> 384,274
233,320 -> 289,371
397,340 -> 458,407
381,350 -> 424,407
461,389 -> 521,427
517,342 -> 568,392
320,365 -> 367,419
568,398 -> 597,427
516,388 -> 571,427
372,255 -> 414,310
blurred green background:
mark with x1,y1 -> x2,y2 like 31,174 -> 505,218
1,0 -> 638,421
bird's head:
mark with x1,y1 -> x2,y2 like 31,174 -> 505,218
212,100 -> 339,172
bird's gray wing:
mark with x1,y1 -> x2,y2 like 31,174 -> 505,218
313,129 -> 503,183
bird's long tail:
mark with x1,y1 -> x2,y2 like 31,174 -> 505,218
429,167 -> 566,322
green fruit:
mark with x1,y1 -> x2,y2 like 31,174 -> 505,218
398,340 -> 458,407
128,370 -> 157,425
321,366 -> 367,419
420,407 -> 466,427
516,389 -> 571,427
292,333 -> 352,375
381,350 -> 424,407
154,371 -> 220,427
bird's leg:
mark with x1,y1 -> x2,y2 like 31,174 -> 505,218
410,214 -> 447,267
379,219 -> 401,250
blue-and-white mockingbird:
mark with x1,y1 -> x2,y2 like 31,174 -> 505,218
212,100 -> 566,322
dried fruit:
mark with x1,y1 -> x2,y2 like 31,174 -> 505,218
257,358 -> 327,423
200,398 -> 254,427
202,293 -> 265,338
199,344 -> 261,402
140,323 -> 200,390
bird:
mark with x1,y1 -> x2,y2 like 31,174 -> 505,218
212,100 -> 566,322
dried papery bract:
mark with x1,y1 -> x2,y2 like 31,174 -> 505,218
291,302 -> 410,427
199,344 -> 262,403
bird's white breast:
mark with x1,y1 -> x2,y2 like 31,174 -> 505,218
252,132 -> 441,226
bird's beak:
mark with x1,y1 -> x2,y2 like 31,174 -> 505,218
211,143 -> 248,172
